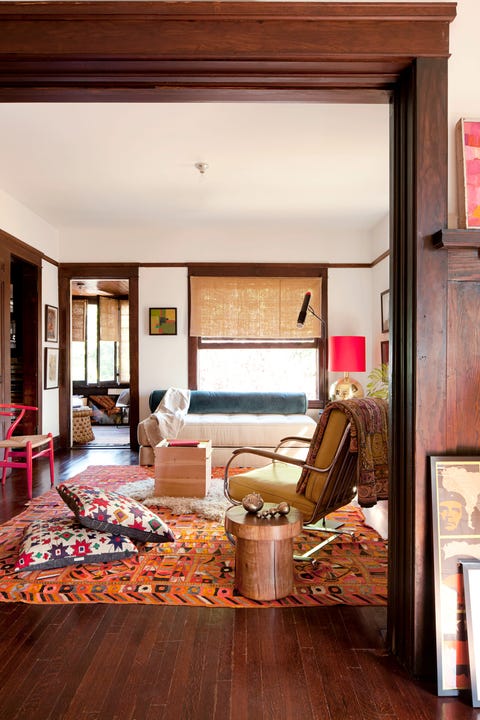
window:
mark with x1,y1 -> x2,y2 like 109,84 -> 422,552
189,271 -> 327,404
72,297 -> 129,385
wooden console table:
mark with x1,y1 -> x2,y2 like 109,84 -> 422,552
224,504 -> 303,601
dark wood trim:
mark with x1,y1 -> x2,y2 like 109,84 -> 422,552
371,249 -> 390,266
145,258 -> 390,274
433,228 -> 480,249
0,228 -> 43,267
0,230 -> 43,428
58,263 -> 139,450
0,0 -> 458,680
388,58 -> 449,677
188,264 -> 328,277
0,2 -> 455,103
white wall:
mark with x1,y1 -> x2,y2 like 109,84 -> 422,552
59,222 -> 372,264
328,267 -> 374,394
0,188 -> 59,260
370,215 -> 390,368
138,267 -> 189,419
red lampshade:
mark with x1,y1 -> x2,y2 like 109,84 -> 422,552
328,336 -> 366,372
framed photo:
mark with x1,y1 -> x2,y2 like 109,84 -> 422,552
381,340 -> 389,366
149,307 -> 177,336
380,290 -> 389,333
45,304 -> 58,343
44,347 -> 59,389
430,456 -> 480,696
456,119 -> 480,229
462,562 -> 480,707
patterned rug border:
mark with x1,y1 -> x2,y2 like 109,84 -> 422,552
0,465 -> 388,608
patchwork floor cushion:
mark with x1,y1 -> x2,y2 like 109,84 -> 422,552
57,483 -> 175,544
14,516 -> 138,572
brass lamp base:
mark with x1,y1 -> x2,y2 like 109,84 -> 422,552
329,372 -> 364,402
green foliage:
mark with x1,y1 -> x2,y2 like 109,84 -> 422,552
366,363 -> 389,399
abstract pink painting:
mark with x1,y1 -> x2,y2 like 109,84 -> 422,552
457,119 -> 480,228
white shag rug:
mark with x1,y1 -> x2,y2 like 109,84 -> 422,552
117,476 -> 231,522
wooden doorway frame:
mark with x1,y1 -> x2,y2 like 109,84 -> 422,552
58,264 -> 139,450
0,1 -> 457,677
0,229 -> 43,428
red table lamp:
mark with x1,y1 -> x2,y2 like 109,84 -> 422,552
328,335 -> 366,402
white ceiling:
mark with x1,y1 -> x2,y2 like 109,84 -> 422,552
0,103 -> 390,230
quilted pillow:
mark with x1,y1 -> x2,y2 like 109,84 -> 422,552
57,483 -> 175,544
14,516 -> 137,572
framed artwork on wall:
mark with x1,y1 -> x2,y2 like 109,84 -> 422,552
44,347 -> 59,389
462,562 -> 480,707
149,307 -> 177,336
430,456 -> 480,696
456,118 -> 480,229
45,304 -> 58,343
380,290 -> 389,333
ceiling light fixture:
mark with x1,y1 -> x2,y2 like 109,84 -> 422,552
194,162 -> 209,175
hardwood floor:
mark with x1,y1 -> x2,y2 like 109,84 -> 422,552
0,448 -> 477,719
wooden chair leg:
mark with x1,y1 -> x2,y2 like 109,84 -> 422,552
1,448 -> 10,485
48,434 -> 55,487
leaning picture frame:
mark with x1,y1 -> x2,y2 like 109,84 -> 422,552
462,562 -> 480,707
45,304 -> 58,343
44,347 -> 59,389
149,307 -> 177,336
380,290 -> 389,333
456,118 -> 480,229
430,456 -> 480,696
381,340 -> 389,366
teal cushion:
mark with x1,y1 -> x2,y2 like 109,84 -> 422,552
149,390 -> 307,415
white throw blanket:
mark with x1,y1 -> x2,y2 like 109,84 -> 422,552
142,387 -> 191,447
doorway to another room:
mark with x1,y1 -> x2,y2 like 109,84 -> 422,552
70,278 -> 130,449
10,256 -> 39,436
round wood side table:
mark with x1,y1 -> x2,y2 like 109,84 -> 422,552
224,503 -> 303,601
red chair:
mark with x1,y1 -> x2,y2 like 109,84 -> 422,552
0,404 -> 55,499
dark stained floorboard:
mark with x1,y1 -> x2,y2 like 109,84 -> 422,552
0,447 -> 478,719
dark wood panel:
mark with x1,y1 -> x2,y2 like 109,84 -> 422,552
389,58 -> 449,677
0,2 -> 455,103
447,280 -> 480,449
448,249 -> 480,281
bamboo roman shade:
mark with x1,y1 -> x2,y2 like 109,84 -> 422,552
72,299 -> 87,342
99,297 -> 120,342
190,277 -> 322,338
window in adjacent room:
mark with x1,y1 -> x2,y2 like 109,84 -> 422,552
72,296 -> 129,385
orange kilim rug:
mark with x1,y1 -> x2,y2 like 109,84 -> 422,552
0,465 -> 388,607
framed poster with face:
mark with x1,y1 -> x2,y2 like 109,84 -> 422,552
430,456 -> 480,696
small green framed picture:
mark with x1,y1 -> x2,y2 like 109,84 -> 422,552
149,307 -> 177,336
